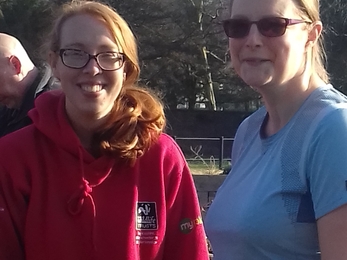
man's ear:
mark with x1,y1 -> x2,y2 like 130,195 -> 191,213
9,55 -> 21,74
48,51 -> 60,80
306,21 -> 323,48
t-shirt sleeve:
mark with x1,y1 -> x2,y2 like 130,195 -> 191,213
306,108 -> 347,219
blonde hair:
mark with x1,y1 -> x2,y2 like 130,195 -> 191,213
48,0 -> 165,165
229,0 -> 329,83
293,0 -> 329,83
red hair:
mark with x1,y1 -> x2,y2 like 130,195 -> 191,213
48,1 -> 165,165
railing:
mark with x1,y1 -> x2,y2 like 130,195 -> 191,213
172,136 -> 234,169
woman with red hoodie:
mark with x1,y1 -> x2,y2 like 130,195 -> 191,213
0,1 -> 209,259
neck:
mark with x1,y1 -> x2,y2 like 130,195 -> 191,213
65,107 -> 108,156
261,74 -> 325,137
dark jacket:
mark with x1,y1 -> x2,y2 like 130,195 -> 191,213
0,65 -> 59,137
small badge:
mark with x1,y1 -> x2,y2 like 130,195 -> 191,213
179,216 -> 203,234
135,202 -> 159,245
136,202 -> 158,230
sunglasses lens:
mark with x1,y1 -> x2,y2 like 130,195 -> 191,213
223,19 -> 250,38
223,17 -> 289,38
258,18 -> 287,37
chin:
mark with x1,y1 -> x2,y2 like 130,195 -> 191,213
244,80 -> 267,88
242,75 -> 272,89
240,68 -> 272,87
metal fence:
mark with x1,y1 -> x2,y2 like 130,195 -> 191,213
172,136 -> 234,169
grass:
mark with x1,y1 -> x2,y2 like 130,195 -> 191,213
187,159 -> 230,175
186,144 -> 231,175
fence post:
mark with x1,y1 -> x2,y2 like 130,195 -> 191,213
219,136 -> 224,169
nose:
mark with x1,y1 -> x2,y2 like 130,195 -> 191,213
245,24 -> 262,48
82,57 -> 102,75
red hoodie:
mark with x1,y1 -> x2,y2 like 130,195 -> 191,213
0,90 -> 209,260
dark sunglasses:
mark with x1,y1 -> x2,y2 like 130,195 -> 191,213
222,17 -> 311,38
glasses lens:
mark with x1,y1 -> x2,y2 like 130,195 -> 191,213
97,52 -> 124,70
223,19 -> 250,38
258,17 -> 287,37
62,49 -> 88,68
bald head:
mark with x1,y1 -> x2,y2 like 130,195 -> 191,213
0,33 -> 17,56
0,33 -> 38,108
0,33 -> 33,64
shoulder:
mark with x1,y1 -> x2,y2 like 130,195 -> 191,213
312,106 -> 347,138
147,133 -> 184,159
154,134 -> 181,150
0,125 -> 39,169
304,85 -> 347,131
307,84 -> 347,108
139,133 -> 186,170
0,125 -> 37,149
288,85 -> 347,138
300,89 -> 347,164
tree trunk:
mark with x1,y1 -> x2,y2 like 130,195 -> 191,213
199,0 -> 216,110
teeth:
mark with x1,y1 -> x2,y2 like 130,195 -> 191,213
80,84 -> 103,92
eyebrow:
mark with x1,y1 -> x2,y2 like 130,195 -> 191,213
61,43 -> 121,53
62,43 -> 85,49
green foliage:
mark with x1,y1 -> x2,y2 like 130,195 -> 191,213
109,0 -> 253,110
0,0 -> 55,63
321,0 -> 347,93
1,0 -> 347,108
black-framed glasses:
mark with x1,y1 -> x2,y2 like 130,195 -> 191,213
58,48 -> 125,71
222,17 -> 311,38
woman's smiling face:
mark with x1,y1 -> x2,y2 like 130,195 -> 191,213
228,0 -> 310,90
51,13 -> 125,120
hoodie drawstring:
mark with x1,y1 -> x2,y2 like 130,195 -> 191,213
67,179 -> 95,216
66,147 -> 114,253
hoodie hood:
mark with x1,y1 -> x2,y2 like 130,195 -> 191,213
29,90 -> 81,157
28,90 -> 116,217
28,90 -> 116,169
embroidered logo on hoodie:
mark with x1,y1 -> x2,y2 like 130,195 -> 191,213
136,202 -> 159,245
136,202 -> 158,230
